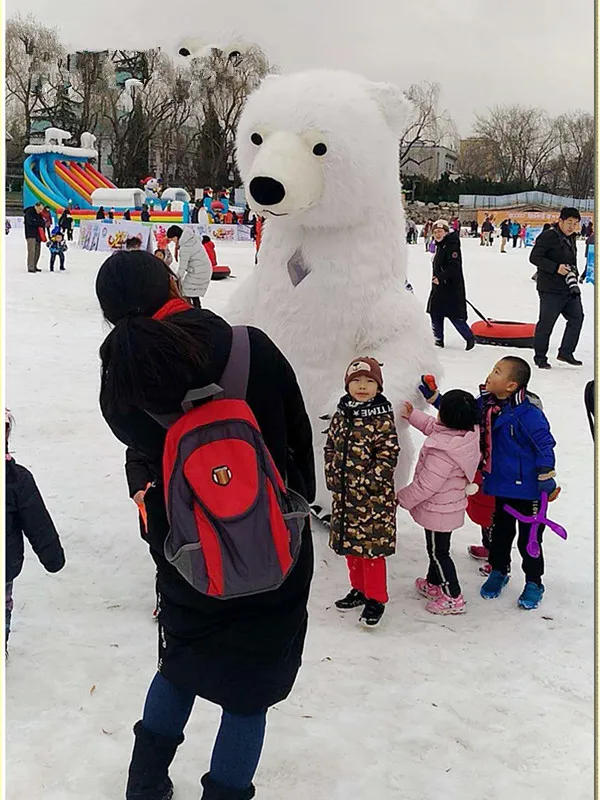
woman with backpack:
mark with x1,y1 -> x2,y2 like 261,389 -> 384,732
95,250 -> 315,800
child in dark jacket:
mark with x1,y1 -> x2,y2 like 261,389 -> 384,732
125,447 -> 161,618
419,357 -> 557,610
324,358 -> 399,627
5,410 -> 65,648
47,230 -> 68,271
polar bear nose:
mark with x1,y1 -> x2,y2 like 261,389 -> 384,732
249,176 -> 286,206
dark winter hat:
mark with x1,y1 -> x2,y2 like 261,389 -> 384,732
96,250 -> 171,325
166,225 -> 183,239
344,357 -> 384,391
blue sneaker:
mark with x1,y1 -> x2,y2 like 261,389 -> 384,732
480,570 -> 510,599
518,582 -> 545,610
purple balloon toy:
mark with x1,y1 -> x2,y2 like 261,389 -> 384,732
503,492 -> 567,558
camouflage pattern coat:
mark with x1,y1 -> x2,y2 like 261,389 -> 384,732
324,394 -> 400,558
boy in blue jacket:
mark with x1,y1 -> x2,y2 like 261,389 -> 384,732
47,229 -> 68,271
420,356 -> 558,610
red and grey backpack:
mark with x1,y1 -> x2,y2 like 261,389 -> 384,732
153,326 -> 309,600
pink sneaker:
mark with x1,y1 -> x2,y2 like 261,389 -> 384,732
425,593 -> 466,615
468,545 -> 489,560
415,577 -> 444,600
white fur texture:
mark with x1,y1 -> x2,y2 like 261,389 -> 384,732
228,69 -> 440,510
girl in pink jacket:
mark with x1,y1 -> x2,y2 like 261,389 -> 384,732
397,390 -> 481,615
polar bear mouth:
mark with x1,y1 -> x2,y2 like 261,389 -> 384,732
263,209 -> 289,217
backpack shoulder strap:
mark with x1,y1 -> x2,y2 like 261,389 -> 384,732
146,325 -> 251,428
219,326 -> 250,400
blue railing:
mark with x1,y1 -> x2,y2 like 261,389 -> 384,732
459,191 -> 594,212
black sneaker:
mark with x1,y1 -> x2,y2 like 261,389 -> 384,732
434,340 -> 444,348
335,589 -> 366,610
534,360 -> 551,370
465,338 -> 476,351
557,354 -> 583,366
359,600 -> 385,626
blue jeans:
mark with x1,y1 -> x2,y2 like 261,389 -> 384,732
430,314 -> 474,344
49,252 -> 65,270
142,672 -> 267,790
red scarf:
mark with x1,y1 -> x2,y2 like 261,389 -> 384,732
152,297 -> 192,321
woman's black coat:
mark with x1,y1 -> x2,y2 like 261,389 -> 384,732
100,308 -> 315,713
426,231 -> 468,320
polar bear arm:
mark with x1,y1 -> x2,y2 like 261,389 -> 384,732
396,450 -> 452,510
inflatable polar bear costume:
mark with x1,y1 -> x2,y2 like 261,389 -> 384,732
228,69 -> 440,513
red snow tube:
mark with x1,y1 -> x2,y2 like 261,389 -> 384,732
211,265 -> 231,280
467,471 -> 495,528
471,319 -> 535,348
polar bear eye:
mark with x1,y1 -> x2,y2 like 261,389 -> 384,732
312,143 -> 327,156
251,133 -> 263,146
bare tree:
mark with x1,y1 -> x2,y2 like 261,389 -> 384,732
188,46 -> 273,188
553,112 -> 594,198
473,105 -> 558,186
5,14 -> 64,145
399,81 -> 458,175
103,50 -> 192,187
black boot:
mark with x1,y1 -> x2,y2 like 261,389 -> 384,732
125,721 -> 184,800
359,600 -> 385,627
200,773 -> 255,799
335,588 -> 366,610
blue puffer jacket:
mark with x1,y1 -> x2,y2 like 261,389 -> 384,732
482,398 -> 556,500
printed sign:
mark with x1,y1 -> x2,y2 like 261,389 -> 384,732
79,220 -> 150,252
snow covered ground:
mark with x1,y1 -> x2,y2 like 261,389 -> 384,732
5,232 -> 594,799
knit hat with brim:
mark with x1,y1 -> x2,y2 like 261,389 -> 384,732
432,219 -> 450,231
344,357 -> 384,391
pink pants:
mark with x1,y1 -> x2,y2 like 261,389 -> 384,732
346,556 -> 388,604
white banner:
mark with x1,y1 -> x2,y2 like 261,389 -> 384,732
6,216 -> 24,229
79,220 -> 151,252
149,223 -> 252,250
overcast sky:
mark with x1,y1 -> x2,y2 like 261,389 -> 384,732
6,0 -> 595,134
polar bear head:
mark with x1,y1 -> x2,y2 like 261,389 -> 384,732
235,70 -> 409,229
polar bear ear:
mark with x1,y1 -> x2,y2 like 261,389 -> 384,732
368,81 -> 411,136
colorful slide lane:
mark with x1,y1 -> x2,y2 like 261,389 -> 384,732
23,153 -> 117,216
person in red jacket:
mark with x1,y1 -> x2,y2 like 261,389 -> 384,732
201,235 -> 217,268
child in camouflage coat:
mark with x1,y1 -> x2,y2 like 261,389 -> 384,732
324,358 -> 400,627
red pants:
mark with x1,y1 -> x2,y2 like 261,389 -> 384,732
346,556 -> 388,603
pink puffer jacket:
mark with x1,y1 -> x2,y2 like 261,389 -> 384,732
396,409 -> 481,532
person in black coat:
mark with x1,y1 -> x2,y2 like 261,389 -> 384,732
141,205 -> 151,222
427,220 -> 475,351
58,208 -> 74,241
5,411 -> 65,647
529,207 -> 584,369
190,200 -> 202,224
96,206 -> 106,220
123,209 -> 132,221
24,202 -> 46,273
499,218 -> 511,252
95,251 -> 315,800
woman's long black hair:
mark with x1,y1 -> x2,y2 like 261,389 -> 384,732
96,251 -> 209,415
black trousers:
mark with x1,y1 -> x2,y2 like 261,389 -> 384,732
512,235 -> 518,247
534,291 -> 584,362
186,296 -> 201,308
425,530 -> 461,597
488,497 -> 544,585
